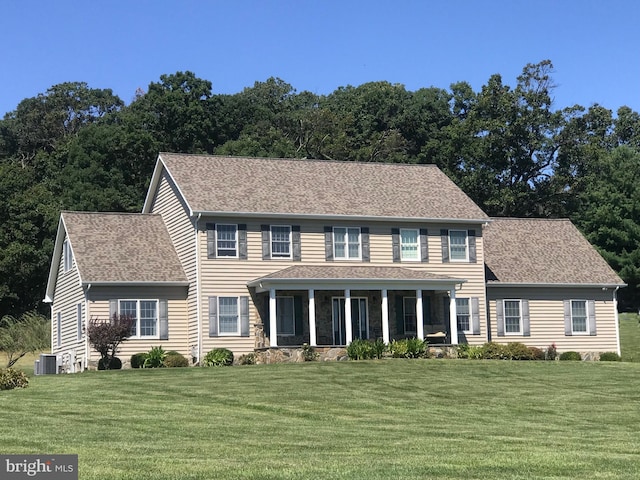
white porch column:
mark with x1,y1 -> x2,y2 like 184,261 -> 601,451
449,288 -> 459,345
381,289 -> 390,344
344,289 -> 353,345
269,288 -> 278,347
416,290 -> 424,340
308,289 -> 317,347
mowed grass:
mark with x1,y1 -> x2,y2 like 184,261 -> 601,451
619,313 -> 640,362
1,360 -> 639,479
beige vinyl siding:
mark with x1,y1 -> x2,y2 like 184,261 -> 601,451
148,169 -> 198,354
51,234 -> 87,368
199,219 -> 489,351
486,287 -> 618,353
87,286 -> 190,364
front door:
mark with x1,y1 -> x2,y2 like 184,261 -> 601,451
332,297 -> 368,345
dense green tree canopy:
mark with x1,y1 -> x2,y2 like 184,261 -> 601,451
0,62 -> 639,315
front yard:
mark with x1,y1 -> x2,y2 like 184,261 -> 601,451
1,359 -> 639,479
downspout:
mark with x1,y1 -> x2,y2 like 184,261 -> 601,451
84,284 -> 91,371
195,213 -> 202,364
613,286 -> 621,356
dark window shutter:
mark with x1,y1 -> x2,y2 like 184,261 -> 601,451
238,224 -> 247,260
240,296 -> 250,337
496,300 -> 505,337
423,296 -> 431,329
588,300 -> 597,335
292,225 -> 301,261
395,295 -> 404,335
420,228 -> 429,262
563,300 -> 572,336
209,296 -> 218,337
471,297 -> 480,335
324,226 -> 333,261
261,225 -> 270,260
159,299 -> 168,340
109,299 -> 117,320
522,299 -> 530,336
468,229 -> 477,263
294,296 -> 304,335
391,228 -> 400,263
263,296 -> 270,338
361,227 -> 370,262
441,229 -> 449,263
206,223 -> 216,259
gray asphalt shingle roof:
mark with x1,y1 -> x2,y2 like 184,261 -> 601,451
254,265 -> 460,281
158,153 -> 489,221
483,218 -> 624,286
62,212 -> 188,284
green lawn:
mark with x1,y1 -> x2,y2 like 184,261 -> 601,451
1,360 -> 639,479
619,313 -> 640,362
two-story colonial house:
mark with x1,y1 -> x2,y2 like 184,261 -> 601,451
44,153 -> 625,371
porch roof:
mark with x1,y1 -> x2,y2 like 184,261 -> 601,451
248,265 -> 466,292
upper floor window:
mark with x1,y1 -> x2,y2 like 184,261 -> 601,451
456,298 -> 470,333
63,239 -> 73,272
449,230 -> 468,261
334,227 -> 361,260
400,229 -> 419,261
119,299 -> 158,338
271,226 -> 292,259
216,224 -> 237,257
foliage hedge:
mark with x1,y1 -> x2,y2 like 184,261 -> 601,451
164,352 -> 189,367
559,351 -> 582,361
457,342 -> 555,361
98,356 -> 122,370
0,368 -> 29,390
599,352 -> 621,362
203,348 -> 234,367
130,353 -> 147,369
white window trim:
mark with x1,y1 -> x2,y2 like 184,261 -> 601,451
270,225 -> 292,259
216,224 -> 238,258
63,239 -> 73,272
119,299 -> 160,339
218,296 -> 240,336
570,299 -> 589,335
276,296 -> 296,336
400,228 -> 420,262
456,298 -> 471,334
449,229 -> 469,262
333,227 -> 361,260
503,299 -> 522,335
403,296 -> 417,335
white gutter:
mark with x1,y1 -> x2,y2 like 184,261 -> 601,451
487,282 -> 627,289
614,286 -> 621,356
85,283 -> 91,370
81,281 -> 190,287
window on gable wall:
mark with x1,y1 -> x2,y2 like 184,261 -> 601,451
63,239 -> 73,272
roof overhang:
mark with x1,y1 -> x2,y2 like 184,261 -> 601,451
487,282 -> 627,289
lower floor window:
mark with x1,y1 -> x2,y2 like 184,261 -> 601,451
403,297 -> 417,334
456,298 -> 470,332
571,300 -> 588,333
120,300 -> 158,337
276,297 -> 295,335
504,300 -> 522,334
218,297 -> 239,335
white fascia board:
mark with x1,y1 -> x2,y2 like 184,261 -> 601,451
142,154 -> 194,215
248,277 -> 467,294
193,210 -> 489,225
43,216 -> 67,303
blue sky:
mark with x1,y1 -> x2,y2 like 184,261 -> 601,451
1,0 -> 638,117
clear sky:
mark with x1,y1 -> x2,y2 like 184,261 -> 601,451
1,0 -> 638,117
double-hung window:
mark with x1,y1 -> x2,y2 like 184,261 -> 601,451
218,297 -> 240,335
456,298 -> 470,332
276,296 -> 295,335
271,226 -> 292,259
403,297 -> 417,334
119,300 -> 158,338
216,224 -> 238,257
400,229 -> 419,261
334,227 -> 361,260
449,230 -> 468,261
504,300 -> 522,334
570,300 -> 588,334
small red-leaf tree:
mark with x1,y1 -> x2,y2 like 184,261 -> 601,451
87,314 -> 135,369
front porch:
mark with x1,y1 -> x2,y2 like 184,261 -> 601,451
248,265 -> 467,349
